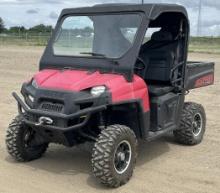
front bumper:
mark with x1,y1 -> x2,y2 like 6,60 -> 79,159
13,92 -> 107,132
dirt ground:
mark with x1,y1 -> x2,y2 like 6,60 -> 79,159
0,46 -> 219,193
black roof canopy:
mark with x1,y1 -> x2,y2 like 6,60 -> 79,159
60,4 -> 188,20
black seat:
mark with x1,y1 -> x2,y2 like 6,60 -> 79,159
139,30 -> 179,96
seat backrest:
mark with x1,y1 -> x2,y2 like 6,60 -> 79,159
140,30 -> 178,82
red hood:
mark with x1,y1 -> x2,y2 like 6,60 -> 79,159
35,69 -> 127,91
33,69 -> 149,111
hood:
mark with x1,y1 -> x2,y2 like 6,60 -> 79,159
33,69 -> 149,112
34,69 -> 127,91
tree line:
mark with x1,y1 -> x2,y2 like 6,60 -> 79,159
0,17 -> 4,33
0,17 -> 53,34
0,17 -> 94,37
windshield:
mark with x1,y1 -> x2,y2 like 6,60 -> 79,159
53,14 -> 142,59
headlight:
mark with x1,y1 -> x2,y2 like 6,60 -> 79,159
90,86 -> 106,96
32,79 -> 38,88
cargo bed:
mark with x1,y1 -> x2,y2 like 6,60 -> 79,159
185,61 -> 215,90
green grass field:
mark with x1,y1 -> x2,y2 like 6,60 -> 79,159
0,34 -> 50,46
0,34 -> 219,54
189,37 -> 220,54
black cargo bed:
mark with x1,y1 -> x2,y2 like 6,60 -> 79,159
184,61 -> 214,90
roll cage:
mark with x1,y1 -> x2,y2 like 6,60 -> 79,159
40,4 -> 189,88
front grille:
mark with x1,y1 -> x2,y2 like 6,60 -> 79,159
40,102 -> 63,113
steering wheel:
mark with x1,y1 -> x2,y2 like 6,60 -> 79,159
134,57 -> 147,71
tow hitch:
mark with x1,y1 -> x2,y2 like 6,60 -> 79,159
35,117 -> 53,126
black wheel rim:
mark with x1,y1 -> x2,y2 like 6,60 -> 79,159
192,113 -> 203,137
23,128 -> 40,150
114,140 -> 131,174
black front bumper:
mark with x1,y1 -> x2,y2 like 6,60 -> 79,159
13,92 -> 107,132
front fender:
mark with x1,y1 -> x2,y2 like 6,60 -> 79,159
109,75 -> 150,112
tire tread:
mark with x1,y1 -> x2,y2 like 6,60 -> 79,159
6,114 -> 48,162
91,124 -> 137,188
174,102 -> 206,145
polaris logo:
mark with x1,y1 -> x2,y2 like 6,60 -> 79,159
195,74 -> 214,88
35,116 -> 53,126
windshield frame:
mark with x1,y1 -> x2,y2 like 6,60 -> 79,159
40,10 -> 148,82
52,12 -> 144,60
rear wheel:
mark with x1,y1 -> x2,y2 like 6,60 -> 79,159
174,102 -> 206,145
6,114 -> 48,162
91,125 -> 137,188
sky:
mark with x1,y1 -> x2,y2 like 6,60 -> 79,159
0,0 -> 220,36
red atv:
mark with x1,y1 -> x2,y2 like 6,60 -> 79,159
6,4 -> 214,188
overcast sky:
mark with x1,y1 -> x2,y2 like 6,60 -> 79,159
0,0 -> 220,36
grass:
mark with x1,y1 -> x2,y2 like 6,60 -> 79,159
0,34 -> 220,54
0,34 -> 50,46
189,37 -> 220,54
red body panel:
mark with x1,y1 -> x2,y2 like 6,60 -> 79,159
34,69 -> 150,112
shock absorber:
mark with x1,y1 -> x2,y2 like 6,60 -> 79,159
98,111 -> 105,130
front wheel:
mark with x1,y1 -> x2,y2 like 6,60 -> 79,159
91,125 -> 137,188
6,114 -> 48,162
174,102 -> 206,145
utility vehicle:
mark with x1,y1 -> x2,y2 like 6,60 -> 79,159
6,4 -> 214,188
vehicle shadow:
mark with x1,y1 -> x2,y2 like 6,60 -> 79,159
5,135 -> 174,190
5,144 -> 92,176
136,136 -> 172,167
